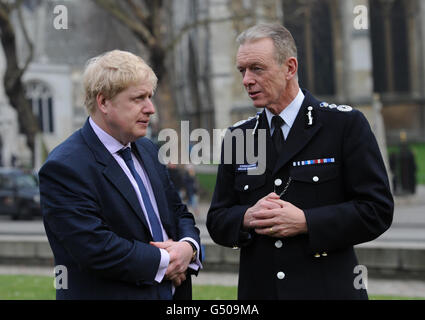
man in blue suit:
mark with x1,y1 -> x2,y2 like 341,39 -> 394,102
39,50 -> 202,300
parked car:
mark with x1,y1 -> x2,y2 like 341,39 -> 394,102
0,168 -> 41,220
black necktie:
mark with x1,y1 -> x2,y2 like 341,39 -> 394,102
271,116 -> 285,154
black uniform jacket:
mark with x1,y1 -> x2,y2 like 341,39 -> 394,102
207,90 -> 394,300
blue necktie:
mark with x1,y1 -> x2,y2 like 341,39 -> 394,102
119,147 -> 172,300
118,147 -> 163,241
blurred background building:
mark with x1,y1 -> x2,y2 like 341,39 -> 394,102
0,0 -> 424,172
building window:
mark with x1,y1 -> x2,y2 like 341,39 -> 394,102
370,0 -> 410,94
282,0 -> 335,96
25,81 -> 54,134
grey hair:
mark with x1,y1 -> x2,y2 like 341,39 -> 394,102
236,23 -> 298,65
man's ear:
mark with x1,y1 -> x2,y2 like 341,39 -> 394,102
285,57 -> 298,80
96,92 -> 108,114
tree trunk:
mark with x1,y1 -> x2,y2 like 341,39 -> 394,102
0,5 -> 38,166
153,71 -> 179,131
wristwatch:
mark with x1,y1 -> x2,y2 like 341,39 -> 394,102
184,240 -> 198,263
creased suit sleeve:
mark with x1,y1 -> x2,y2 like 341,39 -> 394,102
40,160 -> 160,285
207,137 -> 252,248
304,110 -> 394,253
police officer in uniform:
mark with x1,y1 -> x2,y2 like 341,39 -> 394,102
207,23 -> 394,299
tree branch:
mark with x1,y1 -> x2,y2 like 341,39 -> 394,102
92,0 -> 156,47
165,14 -> 251,51
17,1 -> 33,74
123,0 -> 149,27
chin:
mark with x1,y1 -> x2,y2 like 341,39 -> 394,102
133,129 -> 147,139
252,101 -> 266,108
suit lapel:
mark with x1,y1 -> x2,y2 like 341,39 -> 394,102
80,119 -> 150,230
102,161 -> 150,229
132,141 -> 173,235
272,91 -> 323,175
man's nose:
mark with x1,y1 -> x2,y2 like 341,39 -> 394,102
143,98 -> 155,115
242,70 -> 255,87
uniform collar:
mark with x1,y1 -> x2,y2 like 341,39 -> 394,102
265,88 -> 304,132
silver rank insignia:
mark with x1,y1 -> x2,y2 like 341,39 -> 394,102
337,105 -> 353,112
320,102 -> 353,112
305,106 -> 315,128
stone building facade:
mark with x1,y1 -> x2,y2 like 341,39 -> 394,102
0,0 -> 424,169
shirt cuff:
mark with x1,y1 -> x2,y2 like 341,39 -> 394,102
154,248 -> 169,283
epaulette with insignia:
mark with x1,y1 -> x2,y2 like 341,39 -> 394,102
231,117 -> 256,128
231,112 -> 262,135
319,102 -> 353,112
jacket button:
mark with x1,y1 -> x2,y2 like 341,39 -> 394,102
312,176 -> 319,182
275,240 -> 283,248
277,271 -> 285,280
274,179 -> 282,187
244,185 -> 249,191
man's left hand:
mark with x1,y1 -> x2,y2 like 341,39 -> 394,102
150,240 -> 193,287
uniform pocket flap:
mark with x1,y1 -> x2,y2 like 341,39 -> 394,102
290,165 -> 339,184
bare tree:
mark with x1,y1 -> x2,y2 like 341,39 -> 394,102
91,0 -> 178,130
92,0 -> 255,131
0,0 -> 38,166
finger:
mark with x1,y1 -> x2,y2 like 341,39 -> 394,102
250,218 -> 274,228
255,227 -> 277,236
260,199 -> 282,210
172,273 -> 186,287
268,198 -> 289,207
266,192 -> 280,199
150,240 -> 174,249
173,278 -> 181,287
252,207 -> 282,220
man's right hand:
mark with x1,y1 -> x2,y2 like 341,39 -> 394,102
243,192 -> 281,229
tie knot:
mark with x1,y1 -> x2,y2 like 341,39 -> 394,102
118,147 -> 132,162
272,116 -> 284,130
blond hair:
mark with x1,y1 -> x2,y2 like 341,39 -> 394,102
83,50 -> 158,115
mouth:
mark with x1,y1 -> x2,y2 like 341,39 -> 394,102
137,119 -> 149,127
248,91 -> 261,99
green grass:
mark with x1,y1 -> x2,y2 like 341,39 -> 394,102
0,275 -> 424,300
0,275 -> 55,300
196,172 -> 217,195
193,285 -> 237,300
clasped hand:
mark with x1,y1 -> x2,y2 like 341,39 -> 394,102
150,240 -> 193,287
243,192 -> 308,237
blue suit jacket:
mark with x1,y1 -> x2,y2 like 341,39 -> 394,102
39,119 -> 201,299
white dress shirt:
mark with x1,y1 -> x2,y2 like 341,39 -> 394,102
265,88 -> 305,139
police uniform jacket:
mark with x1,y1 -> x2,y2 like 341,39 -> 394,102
207,89 -> 394,300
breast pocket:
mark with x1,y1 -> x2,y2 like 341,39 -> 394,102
234,173 -> 267,205
290,164 -> 340,207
